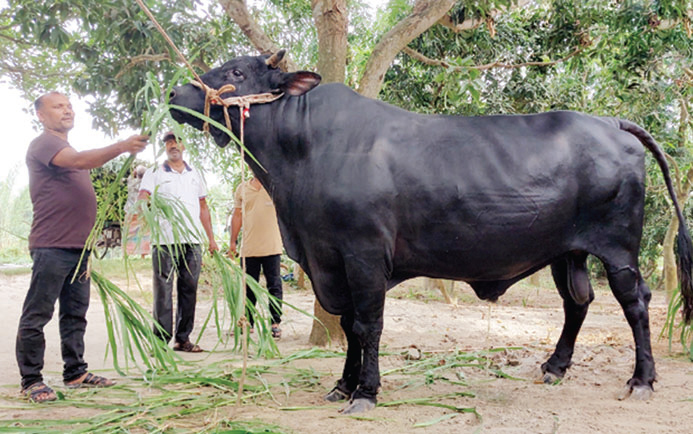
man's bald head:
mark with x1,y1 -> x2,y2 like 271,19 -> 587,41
34,91 -> 66,112
35,92 -> 74,135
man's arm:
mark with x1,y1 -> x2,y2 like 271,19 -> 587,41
199,197 -> 218,253
51,134 -> 149,169
228,207 -> 242,256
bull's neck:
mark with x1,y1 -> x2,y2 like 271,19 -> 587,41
233,95 -> 308,195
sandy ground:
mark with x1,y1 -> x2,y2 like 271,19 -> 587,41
1,267 -> 693,433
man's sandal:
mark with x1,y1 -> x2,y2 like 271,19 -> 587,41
173,340 -> 204,353
22,382 -> 57,403
271,325 -> 282,339
64,372 -> 115,389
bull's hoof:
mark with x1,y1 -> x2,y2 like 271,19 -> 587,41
540,360 -> 569,384
325,387 -> 351,402
542,371 -> 562,385
618,384 -> 653,401
340,398 -> 376,414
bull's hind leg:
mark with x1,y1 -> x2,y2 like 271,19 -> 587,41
606,264 -> 655,400
542,254 -> 594,383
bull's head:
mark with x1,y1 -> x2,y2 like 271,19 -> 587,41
169,50 -> 322,147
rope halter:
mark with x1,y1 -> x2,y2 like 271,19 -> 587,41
190,80 -> 284,139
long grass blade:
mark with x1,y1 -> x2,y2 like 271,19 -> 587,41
92,270 -> 180,374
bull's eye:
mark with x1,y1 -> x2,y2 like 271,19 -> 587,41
224,68 -> 244,81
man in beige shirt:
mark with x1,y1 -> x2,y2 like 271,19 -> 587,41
229,177 -> 284,338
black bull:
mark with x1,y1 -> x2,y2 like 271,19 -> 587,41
169,51 -> 693,414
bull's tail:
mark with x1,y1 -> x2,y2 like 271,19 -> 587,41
618,118 -> 693,322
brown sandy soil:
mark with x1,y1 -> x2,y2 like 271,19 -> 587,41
1,267 -> 693,433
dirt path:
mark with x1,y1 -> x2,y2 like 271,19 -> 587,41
1,269 -> 692,433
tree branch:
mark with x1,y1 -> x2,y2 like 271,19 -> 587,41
357,0 -> 533,98
115,53 -> 170,79
436,13 -> 484,33
0,32 -> 27,45
0,59 -> 78,85
665,153 -> 683,196
218,0 -> 298,72
402,46 -> 450,68
403,45 -> 583,71
193,58 -> 212,73
437,0 -> 533,34
358,0 -> 457,98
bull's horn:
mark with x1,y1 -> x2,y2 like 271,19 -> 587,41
266,49 -> 286,68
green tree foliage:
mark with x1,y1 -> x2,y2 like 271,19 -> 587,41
0,167 -> 31,256
4,0 -> 251,132
89,157 -> 133,225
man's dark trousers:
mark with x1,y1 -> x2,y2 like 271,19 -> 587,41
243,254 -> 283,326
152,244 -> 202,344
16,248 -> 90,390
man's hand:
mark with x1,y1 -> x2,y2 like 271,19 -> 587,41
227,241 -> 238,258
119,134 -> 149,155
208,239 -> 219,254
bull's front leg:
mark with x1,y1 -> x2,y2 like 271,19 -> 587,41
325,312 -> 361,402
324,311 -> 384,414
335,255 -> 388,414
340,314 -> 383,414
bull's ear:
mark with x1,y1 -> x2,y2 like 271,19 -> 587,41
274,71 -> 322,96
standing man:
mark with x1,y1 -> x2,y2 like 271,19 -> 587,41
124,165 -> 150,258
229,176 -> 284,339
138,131 -> 218,352
17,91 -> 149,403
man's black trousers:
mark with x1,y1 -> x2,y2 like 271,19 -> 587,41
242,254 -> 283,326
16,248 -> 90,389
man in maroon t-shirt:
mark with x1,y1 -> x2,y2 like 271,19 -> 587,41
16,91 -> 148,403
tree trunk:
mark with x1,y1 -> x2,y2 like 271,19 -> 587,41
219,0 -> 298,71
662,166 -> 693,302
527,273 -> 540,287
663,215 -> 679,301
308,299 -> 347,349
312,0 -> 348,83
424,278 -> 455,304
293,262 -> 306,289
663,99 -> 692,302
307,0 -> 349,346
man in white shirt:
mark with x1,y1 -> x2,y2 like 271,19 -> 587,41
138,131 -> 218,352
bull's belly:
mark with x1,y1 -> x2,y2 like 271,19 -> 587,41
393,254 -> 550,283
393,231 -> 568,282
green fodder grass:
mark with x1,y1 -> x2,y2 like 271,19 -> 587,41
0,346 -> 523,431
662,289 -> 693,361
